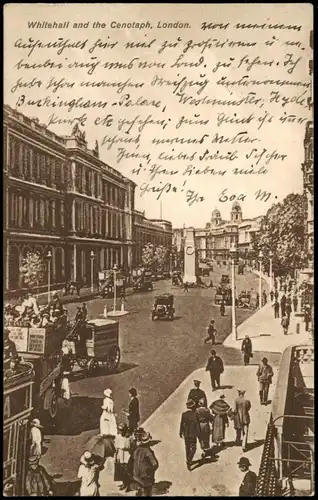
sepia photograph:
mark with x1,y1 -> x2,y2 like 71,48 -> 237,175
3,2 -> 314,497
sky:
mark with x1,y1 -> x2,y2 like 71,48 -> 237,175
4,3 -> 313,227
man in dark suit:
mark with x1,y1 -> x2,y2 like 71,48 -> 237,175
237,457 -> 257,496
241,336 -> 253,366
233,390 -> 251,451
125,388 -> 140,434
187,380 -> 207,408
179,399 -> 201,470
205,350 -> 224,390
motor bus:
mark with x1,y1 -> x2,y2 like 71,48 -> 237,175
3,361 -> 34,496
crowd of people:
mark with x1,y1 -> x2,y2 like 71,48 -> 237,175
270,276 -> 313,335
179,373 -> 261,496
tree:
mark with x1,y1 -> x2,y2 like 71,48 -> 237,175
154,245 -> 169,269
19,252 -> 45,290
141,243 -> 169,270
252,193 -> 307,276
141,243 -> 156,269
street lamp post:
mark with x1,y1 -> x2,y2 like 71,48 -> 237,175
269,250 -> 274,295
113,263 -> 118,312
47,250 -> 52,304
90,251 -> 95,293
230,243 -> 238,341
258,251 -> 263,309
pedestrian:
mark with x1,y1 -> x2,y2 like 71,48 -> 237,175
133,430 -> 159,496
29,418 -> 43,459
280,294 -> 286,317
51,291 -> 64,315
126,428 -> 139,493
286,301 -> 292,321
208,279 -> 213,288
100,389 -> 117,437
283,283 -> 287,294
82,303 -> 88,321
257,357 -> 274,405
270,290 -> 274,302
196,398 -> 213,458
233,390 -> 251,452
237,457 -> 257,496
241,335 -> 253,366
274,289 -> 279,301
205,349 -> 224,391
183,281 -> 189,292
293,295 -> 298,313
124,388 -> 140,434
179,399 -> 201,470
115,423 -> 131,491
281,315 -> 289,335
77,451 -> 102,497
273,299 -> 280,318
187,380 -> 207,408
209,394 -> 230,449
204,319 -> 217,344
25,456 -> 53,496
220,301 -> 225,316
262,290 -> 267,305
304,303 -> 312,331
60,346 -> 72,402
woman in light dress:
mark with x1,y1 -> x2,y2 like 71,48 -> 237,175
100,389 -> 117,437
78,451 -> 102,496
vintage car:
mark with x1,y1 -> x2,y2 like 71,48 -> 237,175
152,294 -> 175,321
215,285 -> 232,305
220,274 -> 230,285
133,276 -> 153,292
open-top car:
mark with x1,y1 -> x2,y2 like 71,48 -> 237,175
152,294 -> 175,321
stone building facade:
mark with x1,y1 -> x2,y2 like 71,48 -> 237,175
173,205 -> 261,263
4,105 -> 136,292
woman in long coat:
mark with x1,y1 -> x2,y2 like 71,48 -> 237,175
210,394 -> 230,447
196,398 -> 213,457
100,389 -> 117,437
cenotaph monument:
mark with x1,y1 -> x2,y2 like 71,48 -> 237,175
183,227 -> 198,285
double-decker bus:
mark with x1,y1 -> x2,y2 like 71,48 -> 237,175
3,361 -> 34,496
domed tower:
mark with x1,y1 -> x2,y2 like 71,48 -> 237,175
231,201 -> 242,223
211,208 -> 222,228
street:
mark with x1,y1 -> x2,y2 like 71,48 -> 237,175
42,268 -> 281,492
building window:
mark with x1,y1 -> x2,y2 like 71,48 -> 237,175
52,200 -> 56,229
60,201 -> 65,228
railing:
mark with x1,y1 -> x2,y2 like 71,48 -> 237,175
258,345 -> 314,496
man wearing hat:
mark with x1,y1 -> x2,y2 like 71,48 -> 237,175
133,430 -> 159,496
124,388 -> 140,434
60,346 -> 73,401
233,390 -> 251,452
51,291 -> 64,315
237,457 -> 257,496
30,418 -> 44,459
179,399 -> 201,470
256,357 -> 274,405
205,349 -> 224,391
204,319 -> 217,344
187,380 -> 207,408
241,336 -> 253,366
4,328 -> 18,366
25,456 -> 53,496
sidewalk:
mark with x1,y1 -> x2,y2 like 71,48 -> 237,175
224,299 -> 312,353
102,365 -> 277,497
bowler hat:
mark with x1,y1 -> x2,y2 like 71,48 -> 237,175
238,457 -> 251,467
211,349 -> 216,355
194,380 -> 201,385
139,431 -> 152,443
129,388 -> 137,396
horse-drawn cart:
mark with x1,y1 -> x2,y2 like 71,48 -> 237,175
63,318 -> 121,376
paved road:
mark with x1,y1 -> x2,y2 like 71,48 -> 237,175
41,267 -> 281,491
